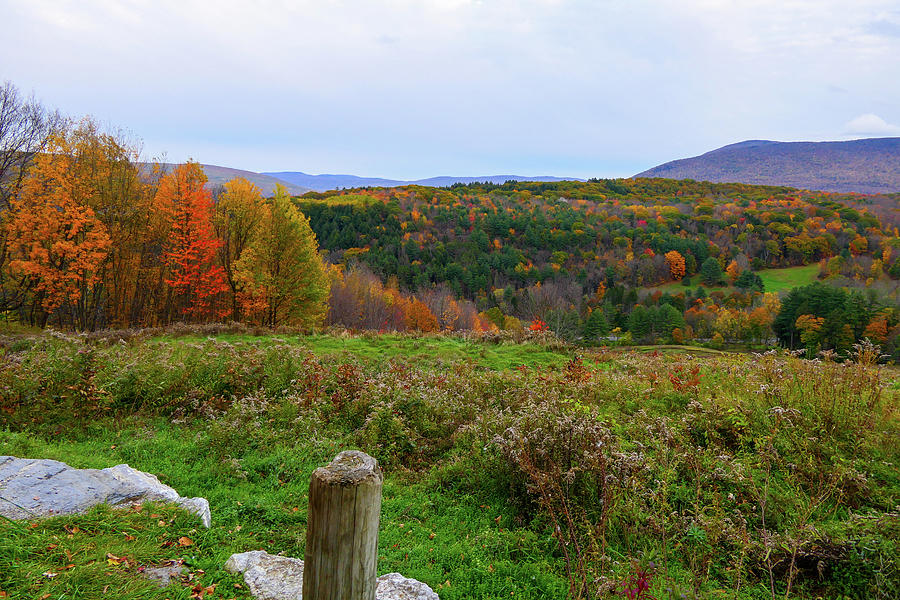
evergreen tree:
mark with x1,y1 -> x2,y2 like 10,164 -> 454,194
583,308 -> 610,341
700,257 -> 723,286
657,303 -> 686,337
735,270 -> 764,292
628,305 -> 652,340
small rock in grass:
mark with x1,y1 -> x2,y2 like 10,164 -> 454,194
142,561 -> 187,587
224,551 -> 304,600
376,571 -> 441,600
224,550 -> 439,600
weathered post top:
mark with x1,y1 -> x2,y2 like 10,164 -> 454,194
303,450 -> 383,600
314,450 -> 382,486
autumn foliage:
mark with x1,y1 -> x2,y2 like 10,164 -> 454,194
4,103 -> 900,356
1,119 -> 331,330
155,162 -> 229,321
664,250 -> 686,281
6,125 -> 112,328
529,318 -> 549,331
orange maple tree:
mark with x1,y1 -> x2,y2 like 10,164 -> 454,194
664,250 -> 686,281
726,260 -> 741,281
6,131 -> 112,327
154,162 -> 228,320
863,314 -> 889,342
402,297 -> 439,332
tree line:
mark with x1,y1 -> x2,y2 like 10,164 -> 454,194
3,80 -> 899,359
0,83 -> 328,329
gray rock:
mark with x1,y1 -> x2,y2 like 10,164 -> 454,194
0,456 -> 210,527
224,550 -> 439,600
142,561 -> 187,587
376,572 -> 441,600
225,550 -> 305,600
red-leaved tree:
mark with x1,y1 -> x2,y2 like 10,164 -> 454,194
154,162 -> 228,321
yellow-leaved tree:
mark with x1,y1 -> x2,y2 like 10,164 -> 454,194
214,177 -> 264,320
235,185 -> 329,328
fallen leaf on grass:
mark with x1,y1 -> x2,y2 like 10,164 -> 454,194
122,532 -> 136,541
178,536 -> 194,547
106,553 -> 130,567
190,583 -> 216,598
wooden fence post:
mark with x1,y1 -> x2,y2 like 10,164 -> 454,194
303,450 -> 383,600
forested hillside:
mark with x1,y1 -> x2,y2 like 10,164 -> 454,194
300,179 -> 900,357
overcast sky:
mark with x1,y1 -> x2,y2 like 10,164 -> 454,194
3,0 -> 900,179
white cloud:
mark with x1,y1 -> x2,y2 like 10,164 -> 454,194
844,114 -> 900,136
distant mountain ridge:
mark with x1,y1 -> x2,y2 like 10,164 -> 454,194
635,137 -> 900,194
144,163 -> 309,196
264,171 -> 580,192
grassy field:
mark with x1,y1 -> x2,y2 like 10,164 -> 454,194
154,331 -> 587,371
1,331 -> 897,599
649,264 -> 820,295
757,264 -> 820,293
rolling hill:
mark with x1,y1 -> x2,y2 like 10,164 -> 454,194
143,163 -> 310,196
635,137 -> 900,194
263,171 -> 579,192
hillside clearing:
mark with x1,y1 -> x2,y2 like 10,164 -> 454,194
647,264 -> 820,295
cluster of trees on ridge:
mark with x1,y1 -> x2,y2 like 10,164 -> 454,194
2,80 -> 900,359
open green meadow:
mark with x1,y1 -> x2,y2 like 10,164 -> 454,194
756,264 -> 821,293
150,331 -> 585,371
1,330 -> 897,599
649,264 -> 820,295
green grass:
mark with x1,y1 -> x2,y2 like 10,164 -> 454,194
627,344 -> 725,355
0,421 -> 565,600
1,332 -> 898,599
757,263 -> 820,293
153,332 -> 586,371
648,264 -> 820,295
